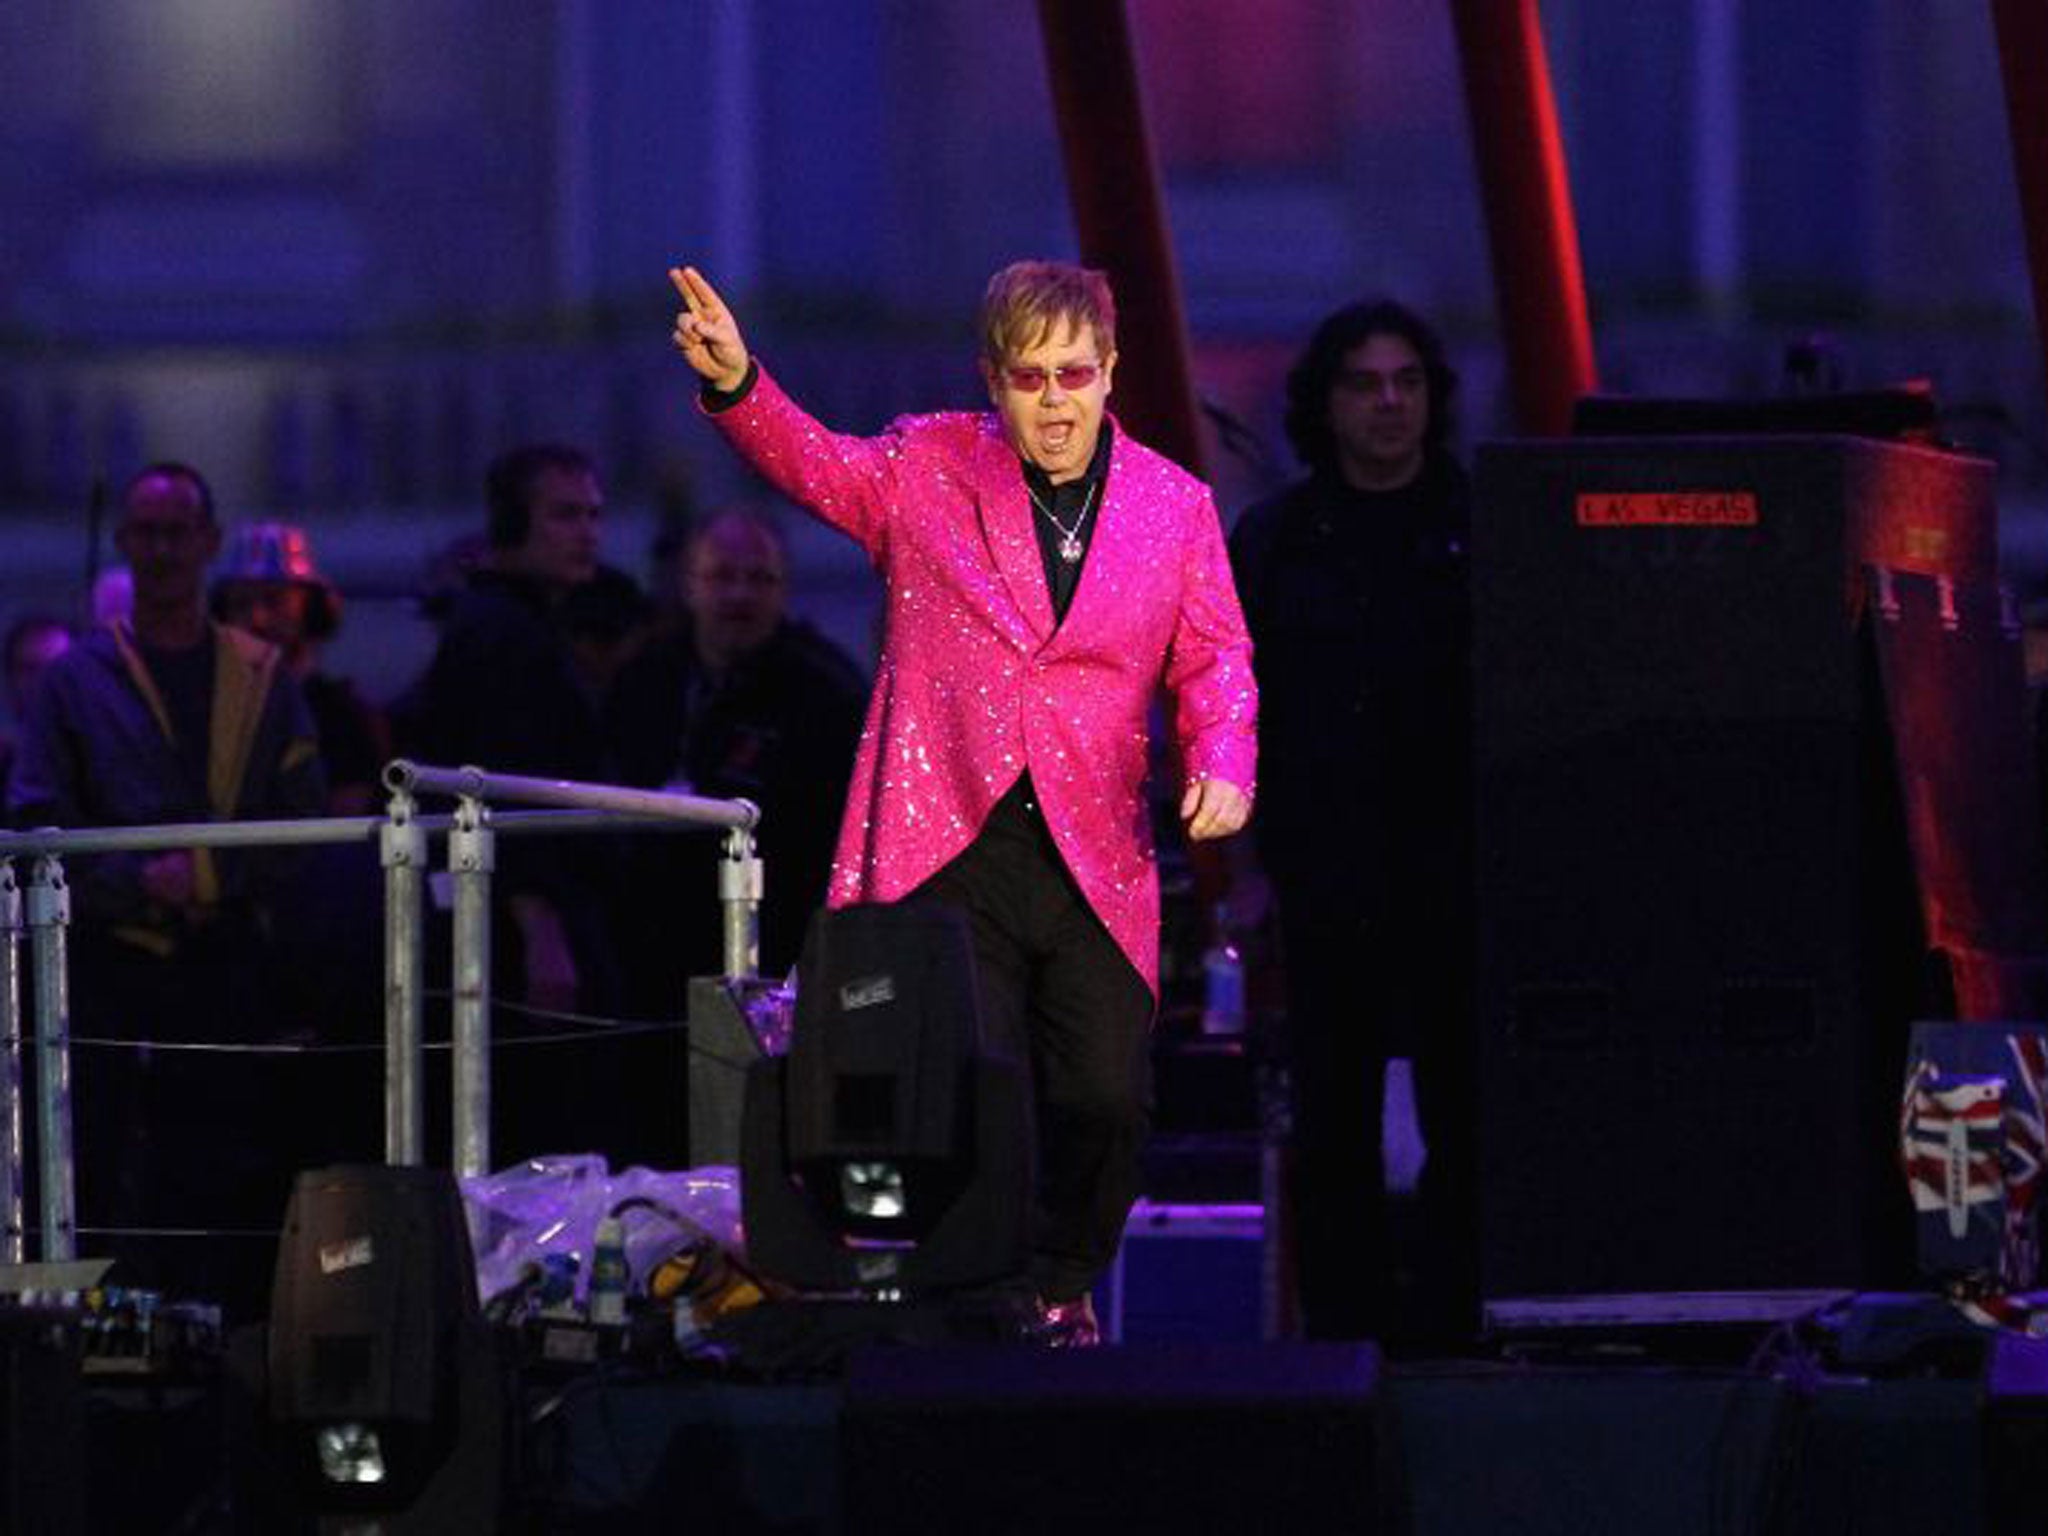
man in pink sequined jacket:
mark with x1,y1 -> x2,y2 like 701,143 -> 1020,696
670,260 -> 1257,1339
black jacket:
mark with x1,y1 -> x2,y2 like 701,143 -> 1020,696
1228,455 -> 1473,905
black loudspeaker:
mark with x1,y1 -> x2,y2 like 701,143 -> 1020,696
840,1342 -> 1379,1535
1473,433 -> 2011,1299
1571,386 -> 1940,442
266,1164 -> 507,1532
1985,1332 -> 2048,1536
2,1307 -> 85,1534
740,902 -> 1032,1292
1382,1368 -> 1795,1535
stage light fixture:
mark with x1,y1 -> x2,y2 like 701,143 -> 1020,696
740,901 -> 1033,1294
265,1164 -> 510,1531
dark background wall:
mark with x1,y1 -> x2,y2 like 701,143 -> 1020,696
0,0 -> 2042,698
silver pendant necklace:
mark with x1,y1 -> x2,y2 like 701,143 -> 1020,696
1028,481 -> 1099,564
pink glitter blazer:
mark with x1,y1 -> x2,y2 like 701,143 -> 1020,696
706,365 -> 1257,996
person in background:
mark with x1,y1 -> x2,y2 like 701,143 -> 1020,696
1228,299 -> 1475,1352
211,521 -> 389,815
606,505 -> 868,998
562,561 -> 657,707
405,442 -> 616,1017
9,462 -> 325,1317
211,521 -> 389,1149
401,442 -> 627,1164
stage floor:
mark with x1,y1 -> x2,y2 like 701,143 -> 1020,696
20,1297 -> 2042,1533
515,1312 -> 2045,1536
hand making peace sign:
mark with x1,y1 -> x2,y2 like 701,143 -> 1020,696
668,265 -> 752,394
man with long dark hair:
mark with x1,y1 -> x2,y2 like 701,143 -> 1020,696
1230,300 -> 1475,1351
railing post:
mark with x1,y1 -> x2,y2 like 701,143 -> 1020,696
720,827 -> 762,980
381,786 -> 427,1166
26,855 -> 73,1262
449,788 -> 495,1179
0,858 -> 23,1266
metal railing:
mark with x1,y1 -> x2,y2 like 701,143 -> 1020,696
0,760 -> 761,1267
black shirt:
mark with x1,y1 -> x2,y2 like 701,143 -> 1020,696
1021,422 -> 1114,626
136,630 -> 216,800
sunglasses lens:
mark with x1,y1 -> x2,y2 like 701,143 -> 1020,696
1005,364 -> 1097,393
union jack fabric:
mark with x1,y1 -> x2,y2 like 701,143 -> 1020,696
1998,1031 -> 2048,1289
1900,1066 -> 2006,1241
1900,1031 -> 2048,1332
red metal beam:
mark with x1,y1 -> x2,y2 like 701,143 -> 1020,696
1992,0 -> 2048,407
1036,0 -> 1209,480
1450,0 -> 1598,436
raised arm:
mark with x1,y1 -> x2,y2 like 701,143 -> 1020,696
667,261 -> 902,557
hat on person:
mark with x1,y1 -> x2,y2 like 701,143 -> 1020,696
210,521 -> 342,639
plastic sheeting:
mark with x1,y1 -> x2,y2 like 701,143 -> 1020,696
462,1153 -> 744,1310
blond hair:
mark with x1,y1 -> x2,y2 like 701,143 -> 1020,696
978,260 -> 1117,365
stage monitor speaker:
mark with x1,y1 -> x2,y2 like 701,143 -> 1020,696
1472,432 -> 2008,1300
840,1341 -> 1379,1535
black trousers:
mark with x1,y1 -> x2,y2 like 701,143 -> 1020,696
913,778 -> 1154,1302
1274,877 -> 1475,1351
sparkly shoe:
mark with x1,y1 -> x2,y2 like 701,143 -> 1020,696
1034,1292 -> 1101,1348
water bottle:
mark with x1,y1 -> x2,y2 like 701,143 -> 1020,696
537,1251 -> 580,1315
1200,904 -> 1245,1037
589,1214 -> 629,1327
